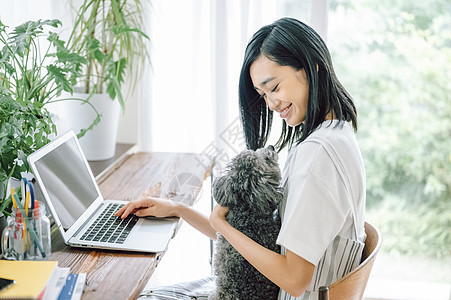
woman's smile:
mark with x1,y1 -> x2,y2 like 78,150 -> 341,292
278,104 -> 293,119
250,54 -> 309,127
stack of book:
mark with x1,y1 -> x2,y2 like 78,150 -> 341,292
0,260 -> 86,300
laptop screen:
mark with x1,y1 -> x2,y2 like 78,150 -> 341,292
33,136 -> 99,230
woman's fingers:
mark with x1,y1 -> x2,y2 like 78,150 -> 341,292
209,204 -> 229,231
115,199 -> 149,219
114,205 -> 127,217
114,197 -> 182,219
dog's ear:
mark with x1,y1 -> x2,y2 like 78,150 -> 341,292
256,146 -> 279,168
246,180 -> 283,214
212,176 -> 237,207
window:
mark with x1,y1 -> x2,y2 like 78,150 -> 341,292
328,1 -> 451,299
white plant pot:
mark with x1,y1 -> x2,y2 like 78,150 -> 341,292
48,92 -> 121,161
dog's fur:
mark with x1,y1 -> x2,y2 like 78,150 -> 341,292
211,146 -> 283,300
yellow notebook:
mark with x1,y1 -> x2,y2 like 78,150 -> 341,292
0,260 -> 58,299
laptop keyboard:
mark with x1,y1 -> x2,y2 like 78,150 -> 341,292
80,203 -> 138,244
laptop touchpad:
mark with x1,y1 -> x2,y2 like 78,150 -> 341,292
138,219 -> 175,234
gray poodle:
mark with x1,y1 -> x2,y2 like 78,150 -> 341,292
211,145 -> 283,300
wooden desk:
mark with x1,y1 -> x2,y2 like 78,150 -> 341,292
48,151 -> 214,300
88,143 -> 135,177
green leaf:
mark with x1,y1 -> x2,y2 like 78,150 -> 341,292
56,51 -> 87,65
48,31 -> 87,66
48,31 -> 65,50
87,37 -> 101,51
104,58 -> 126,111
17,150 -> 30,172
10,19 -> 62,53
93,49 -> 104,63
108,58 -> 126,84
47,65 -> 72,93
112,25 -> 150,40
106,81 -> 117,100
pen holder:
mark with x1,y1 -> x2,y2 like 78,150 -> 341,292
1,204 -> 51,260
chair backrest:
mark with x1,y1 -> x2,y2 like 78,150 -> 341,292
319,222 -> 382,300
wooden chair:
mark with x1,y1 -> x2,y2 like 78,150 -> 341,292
318,222 -> 382,300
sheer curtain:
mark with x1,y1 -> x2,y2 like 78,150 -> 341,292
0,0 -> 325,159
140,0 -> 214,153
0,0 -> 53,26
207,0 -> 283,171
0,0 -> 327,160
141,0 -> 323,170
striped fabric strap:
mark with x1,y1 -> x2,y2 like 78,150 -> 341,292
139,277 -> 215,300
279,236 -> 364,300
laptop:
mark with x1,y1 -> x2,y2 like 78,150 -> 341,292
27,130 -> 178,253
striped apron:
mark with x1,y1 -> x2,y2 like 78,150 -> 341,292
278,136 -> 365,300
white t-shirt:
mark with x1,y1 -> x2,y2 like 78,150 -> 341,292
276,120 -> 366,265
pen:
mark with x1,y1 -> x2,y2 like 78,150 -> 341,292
28,182 -> 37,255
25,187 -> 30,217
14,197 -> 45,258
23,186 -> 30,256
11,191 -> 24,257
24,189 -> 30,257
21,178 -> 28,256
35,201 -> 40,220
34,200 -> 40,256
11,188 -> 17,209
28,182 -> 35,210
21,177 -> 28,206
11,189 -> 18,242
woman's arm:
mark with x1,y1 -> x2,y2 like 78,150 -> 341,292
210,204 -> 315,297
115,198 -> 217,240
174,203 -> 218,240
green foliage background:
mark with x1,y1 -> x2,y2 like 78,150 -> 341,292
328,0 -> 451,258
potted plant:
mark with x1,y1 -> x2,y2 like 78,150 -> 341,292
52,0 -> 149,160
0,95 -> 54,215
0,19 -> 95,217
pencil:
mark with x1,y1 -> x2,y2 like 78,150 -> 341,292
11,188 -> 17,209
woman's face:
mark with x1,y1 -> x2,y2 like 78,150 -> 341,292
250,54 -> 308,127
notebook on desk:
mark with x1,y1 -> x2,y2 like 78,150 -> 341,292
27,130 -> 178,253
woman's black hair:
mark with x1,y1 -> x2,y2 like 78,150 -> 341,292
239,17 -> 357,151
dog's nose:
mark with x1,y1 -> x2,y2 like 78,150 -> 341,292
268,145 -> 275,151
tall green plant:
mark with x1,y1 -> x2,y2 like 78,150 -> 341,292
0,19 -> 99,214
67,0 -> 150,111
0,19 -> 100,132
1,20 -> 82,105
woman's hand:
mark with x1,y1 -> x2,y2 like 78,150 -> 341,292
209,203 -> 314,296
114,197 -> 180,219
209,204 -> 230,232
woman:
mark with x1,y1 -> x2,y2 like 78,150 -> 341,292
116,17 -> 366,299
